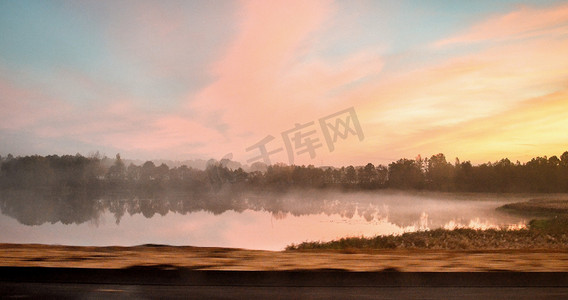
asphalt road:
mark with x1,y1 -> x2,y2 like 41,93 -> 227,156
2,267 -> 568,299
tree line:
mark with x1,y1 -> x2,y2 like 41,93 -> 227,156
1,151 -> 568,194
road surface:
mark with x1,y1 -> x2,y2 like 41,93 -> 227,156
2,267 -> 568,299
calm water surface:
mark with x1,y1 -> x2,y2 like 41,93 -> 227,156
0,191 -> 532,250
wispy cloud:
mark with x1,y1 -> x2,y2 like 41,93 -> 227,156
0,78 -> 71,130
340,3 -> 568,164
435,2 -> 568,46
188,0 -> 383,159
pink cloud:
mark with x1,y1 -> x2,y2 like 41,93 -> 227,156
190,0 -> 336,121
34,100 -> 223,156
104,115 -> 223,152
0,79 -> 71,130
436,3 -> 568,46
187,0 -> 383,162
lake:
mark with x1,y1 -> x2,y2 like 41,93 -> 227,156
0,191 -> 533,250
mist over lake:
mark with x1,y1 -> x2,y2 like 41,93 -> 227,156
0,191 -> 533,250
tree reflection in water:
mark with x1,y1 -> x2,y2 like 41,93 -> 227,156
0,187 -> 528,231
0,154 -> 534,230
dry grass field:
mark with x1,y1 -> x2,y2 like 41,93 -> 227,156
2,243 -> 568,272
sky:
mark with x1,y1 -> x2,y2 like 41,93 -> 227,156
1,0 -> 568,167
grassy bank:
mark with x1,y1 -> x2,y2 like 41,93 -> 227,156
287,216 -> 568,251
497,198 -> 568,218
